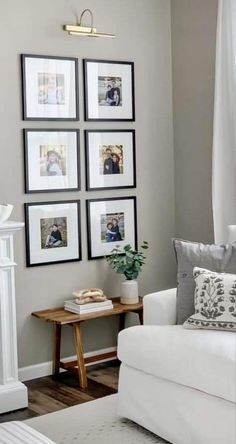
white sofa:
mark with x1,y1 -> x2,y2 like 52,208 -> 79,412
117,289 -> 236,444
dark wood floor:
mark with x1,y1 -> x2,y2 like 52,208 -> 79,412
0,362 -> 119,423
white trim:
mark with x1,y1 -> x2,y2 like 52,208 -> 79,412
18,346 -> 117,382
0,222 -> 28,413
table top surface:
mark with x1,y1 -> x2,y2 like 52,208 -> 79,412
32,298 -> 143,325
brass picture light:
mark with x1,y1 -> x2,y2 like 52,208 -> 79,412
63,9 -> 116,38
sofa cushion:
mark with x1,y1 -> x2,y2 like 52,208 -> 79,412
173,239 -> 236,324
184,267 -> 236,332
117,325 -> 236,403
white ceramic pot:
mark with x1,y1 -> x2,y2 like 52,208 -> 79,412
0,204 -> 13,223
120,279 -> 139,304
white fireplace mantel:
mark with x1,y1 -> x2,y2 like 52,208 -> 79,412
0,221 -> 28,413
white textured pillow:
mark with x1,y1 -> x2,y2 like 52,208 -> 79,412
184,267 -> 236,332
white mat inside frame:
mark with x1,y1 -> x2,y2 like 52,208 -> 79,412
26,394 -> 168,444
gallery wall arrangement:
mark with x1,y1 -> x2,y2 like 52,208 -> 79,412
21,53 -> 137,266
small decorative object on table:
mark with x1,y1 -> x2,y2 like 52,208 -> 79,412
0,204 -> 13,223
106,241 -> 149,304
64,288 -> 113,314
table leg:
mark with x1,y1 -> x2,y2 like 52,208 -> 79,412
119,312 -> 126,331
138,310 -> 143,325
73,323 -> 87,389
52,323 -> 61,378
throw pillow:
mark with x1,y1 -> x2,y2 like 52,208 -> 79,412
173,239 -> 236,324
184,267 -> 236,332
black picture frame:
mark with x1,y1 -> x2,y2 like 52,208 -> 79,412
85,129 -> 136,191
83,59 -> 135,121
86,196 -> 138,260
25,200 -> 82,267
21,54 -> 79,121
23,129 -> 81,193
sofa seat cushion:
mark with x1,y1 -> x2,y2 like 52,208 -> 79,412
118,325 -> 236,403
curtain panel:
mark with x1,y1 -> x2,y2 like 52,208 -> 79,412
212,0 -> 236,243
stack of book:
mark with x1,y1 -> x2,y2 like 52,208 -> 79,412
64,298 -> 113,315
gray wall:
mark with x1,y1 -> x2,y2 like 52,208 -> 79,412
0,0 -> 176,368
171,0 -> 218,243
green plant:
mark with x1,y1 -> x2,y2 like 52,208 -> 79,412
106,241 -> 149,280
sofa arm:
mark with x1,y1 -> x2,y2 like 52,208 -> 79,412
143,288 -> 177,325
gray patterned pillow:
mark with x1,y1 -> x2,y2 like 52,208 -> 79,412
173,239 -> 236,324
184,267 -> 236,332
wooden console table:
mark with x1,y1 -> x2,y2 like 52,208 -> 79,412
32,298 -> 143,389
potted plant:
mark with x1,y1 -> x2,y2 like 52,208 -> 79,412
106,241 -> 149,304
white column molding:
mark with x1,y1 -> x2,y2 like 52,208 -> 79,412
0,221 -> 28,413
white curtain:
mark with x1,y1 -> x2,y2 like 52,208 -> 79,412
212,0 -> 236,244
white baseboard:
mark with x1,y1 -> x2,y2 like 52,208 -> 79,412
18,346 -> 117,382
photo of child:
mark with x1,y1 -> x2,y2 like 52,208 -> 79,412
100,213 -> 125,243
98,77 -> 122,106
38,73 -> 65,105
39,145 -> 67,177
99,145 -> 123,175
40,217 -> 67,249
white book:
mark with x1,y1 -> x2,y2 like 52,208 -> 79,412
64,299 -> 113,311
64,304 -> 113,315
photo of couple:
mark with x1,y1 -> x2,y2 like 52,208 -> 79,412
40,217 -> 67,249
39,145 -> 67,177
100,145 -> 124,175
101,212 -> 124,243
98,76 -> 122,107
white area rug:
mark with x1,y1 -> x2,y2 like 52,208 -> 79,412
26,394 -> 168,444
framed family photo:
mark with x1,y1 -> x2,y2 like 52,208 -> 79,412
24,129 -> 80,193
86,197 -> 137,260
25,200 -> 81,266
85,130 -> 136,190
21,54 -> 79,120
83,59 -> 135,121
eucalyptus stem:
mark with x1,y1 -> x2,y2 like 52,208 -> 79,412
106,241 -> 149,280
